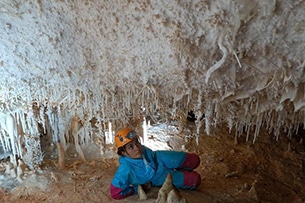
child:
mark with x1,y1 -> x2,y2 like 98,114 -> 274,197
110,127 -> 201,199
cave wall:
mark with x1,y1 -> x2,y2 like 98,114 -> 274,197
0,0 -> 304,165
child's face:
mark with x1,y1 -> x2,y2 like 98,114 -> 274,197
122,138 -> 142,159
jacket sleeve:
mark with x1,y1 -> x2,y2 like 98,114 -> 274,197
110,160 -> 135,199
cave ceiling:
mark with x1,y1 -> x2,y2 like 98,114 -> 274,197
0,0 -> 305,143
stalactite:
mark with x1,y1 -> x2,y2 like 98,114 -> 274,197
57,106 -> 67,149
0,129 -> 7,152
107,122 -> 113,144
45,106 -> 58,144
205,32 -> 228,84
71,115 -> 86,161
5,136 -> 11,153
142,117 -> 148,145
26,110 -> 39,138
195,113 -> 204,145
39,105 -> 46,134
253,114 -> 263,143
6,114 -> 17,166
246,123 -> 251,142
16,135 -> 23,159
57,142 -> 65,170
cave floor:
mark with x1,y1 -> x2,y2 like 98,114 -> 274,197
0,123 -> 304,203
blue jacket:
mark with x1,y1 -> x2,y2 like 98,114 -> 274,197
110,145 -> 186,198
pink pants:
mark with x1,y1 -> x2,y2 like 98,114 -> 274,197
180,153 -> 201,188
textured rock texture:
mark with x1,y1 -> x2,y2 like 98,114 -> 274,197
0,0 -> 305,160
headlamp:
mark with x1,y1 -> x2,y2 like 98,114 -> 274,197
126,131 -> 137,139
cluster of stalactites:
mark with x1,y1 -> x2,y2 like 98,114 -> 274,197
0,0 -> 305,164
0,109 -> 41,168
0,78 -> 304,169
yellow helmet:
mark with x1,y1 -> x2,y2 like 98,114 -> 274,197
114,127 -> 138,148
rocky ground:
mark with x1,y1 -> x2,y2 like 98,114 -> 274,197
0,122 -> 304,203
